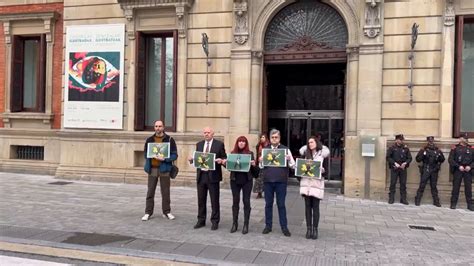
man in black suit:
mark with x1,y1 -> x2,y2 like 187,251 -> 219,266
189,127 -> 226,230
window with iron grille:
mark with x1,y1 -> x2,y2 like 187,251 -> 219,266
13,145 -> 44,160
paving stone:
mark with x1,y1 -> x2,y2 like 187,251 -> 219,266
197,245 -> 232,260
173,242 -> 207,256
284,254 -> 317,266
224,248 -> 260,263
144,239 -> 182,253
121,239 -> 158,250
0,226 -> 45,239
253,251 -> 287,265
29,230 -> 70,241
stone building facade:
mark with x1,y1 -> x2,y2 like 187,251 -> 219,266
0,0 -> 473,203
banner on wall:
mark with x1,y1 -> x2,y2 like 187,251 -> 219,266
64,24 -> 125,129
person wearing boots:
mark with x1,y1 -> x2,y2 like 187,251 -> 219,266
386,134 -> 412,205
225,136 -> 257,234
253,133 -> 269,199
448,133 -> 474,211
299,136 -> 326,240
414,136 -> 445,207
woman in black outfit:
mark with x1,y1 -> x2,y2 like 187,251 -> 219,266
226,136 -> 256,234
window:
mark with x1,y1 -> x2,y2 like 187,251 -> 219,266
10,35 -> 46,112
454,16 -> 474,138
135,31 -> 177,131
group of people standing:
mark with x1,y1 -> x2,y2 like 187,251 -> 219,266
387,133 -> 473,211
140,120 -> 473,241
141,120 -> 327,239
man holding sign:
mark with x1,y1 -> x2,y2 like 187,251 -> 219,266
259,129 -> 295,237
188,127 -> 226,230
142,120 -> 178,221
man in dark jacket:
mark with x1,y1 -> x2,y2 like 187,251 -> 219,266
414,136 -> 445,207
448,133 -> 474,211
142,120 -> 178,221
259,129 -> 295,237
386,134 -> 412,205
189,127 -> 226,230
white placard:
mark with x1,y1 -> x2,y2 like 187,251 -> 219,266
64,24 -> 125,129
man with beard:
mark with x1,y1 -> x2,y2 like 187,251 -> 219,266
142,120 -> 178,221
414,136 -> 445,207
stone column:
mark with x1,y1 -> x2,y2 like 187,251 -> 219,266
439,0 -> 455,138
345,45 -> 359,137
229,50 -> 252,134
176,3 -> 189,132
250,50 -> 263,134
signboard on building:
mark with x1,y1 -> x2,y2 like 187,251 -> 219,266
64,24 -> 125,129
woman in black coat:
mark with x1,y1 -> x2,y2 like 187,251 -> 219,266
225,136 -> 257,234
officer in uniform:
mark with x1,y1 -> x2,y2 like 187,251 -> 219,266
414,136 -> 445,207
448,133 -> 474,211
386,134 -> 412,205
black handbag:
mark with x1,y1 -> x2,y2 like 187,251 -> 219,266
170,163 -> 179,179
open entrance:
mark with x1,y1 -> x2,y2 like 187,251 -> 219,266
265,63 -> 345,181
261,0 -> 349,187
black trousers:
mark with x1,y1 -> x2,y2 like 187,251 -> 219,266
451,170 -> 473,205
197,174 -> 220,225
230,179 -> 252,224
416,171 -> 439,202
145,169 -> 171,216
303,195 -> 320,228
389,169 -> 407,198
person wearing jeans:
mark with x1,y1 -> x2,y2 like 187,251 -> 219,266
259,129 -> 295,237
142,120 -> 178,221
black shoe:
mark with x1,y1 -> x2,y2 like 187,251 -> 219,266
388,197 -> 394,204
468,205 -> 474,211
433,201 -> 441,207
415,198 -> 421,206
242,224 -> 248,234
312,227 -> 318,240
230,222 -> 238,233
194,222 -> 205,229
400,199 -> 409,205
262,227 -> 272,234
305,227 -> 311,239
256,192 -> 262,199
282,228 -> 291,237
450,203 -> 456,209
211,223 -> 218,230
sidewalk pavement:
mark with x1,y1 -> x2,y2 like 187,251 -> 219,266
0,172 -> 473,265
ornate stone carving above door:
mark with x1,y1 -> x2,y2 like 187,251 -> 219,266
363,0 -> 382,38
234,0 -> 249,45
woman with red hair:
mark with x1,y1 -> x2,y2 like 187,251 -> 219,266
225,136 -> 257,234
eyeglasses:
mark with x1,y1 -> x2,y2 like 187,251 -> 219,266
271,136 -> 279,139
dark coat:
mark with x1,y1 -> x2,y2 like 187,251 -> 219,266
228,151 -> 257,181
195,139 -> 226,183
386,143 -> 412,169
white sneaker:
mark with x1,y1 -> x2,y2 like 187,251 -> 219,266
163,213 -> 175,220
141,214 -> 150,221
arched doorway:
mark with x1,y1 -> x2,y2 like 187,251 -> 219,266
262,1 -> 348,183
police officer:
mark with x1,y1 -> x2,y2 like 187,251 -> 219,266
448,133 -> 474,211
414,136 -> 445,207
386,134 -> 412,205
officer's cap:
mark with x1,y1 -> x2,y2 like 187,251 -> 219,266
460,132 -> 469,140
426,136 -> 434,142
395,134 -> 404,140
